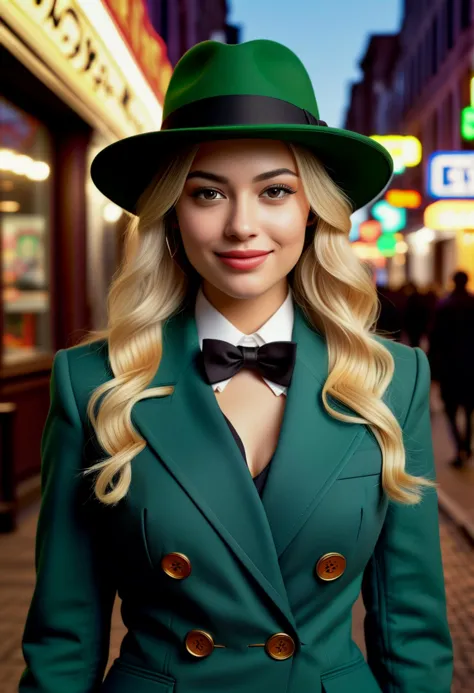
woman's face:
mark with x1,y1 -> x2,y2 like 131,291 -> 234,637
174,139 -> 311,301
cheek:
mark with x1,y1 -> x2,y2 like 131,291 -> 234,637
269,213 -> 307,250
265,198 -> 308,239
178,209 -> 222,249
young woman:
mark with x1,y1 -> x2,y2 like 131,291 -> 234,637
19,39 -> 453,693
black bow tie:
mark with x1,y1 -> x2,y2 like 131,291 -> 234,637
201,339 -> 297,387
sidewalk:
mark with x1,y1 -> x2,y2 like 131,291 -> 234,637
430,381 -> 474,543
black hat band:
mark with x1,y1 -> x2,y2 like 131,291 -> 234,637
161,94 -> 328,130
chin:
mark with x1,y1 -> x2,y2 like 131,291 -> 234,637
218,278 -> 278,301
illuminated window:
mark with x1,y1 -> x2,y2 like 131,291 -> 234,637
0,97 -> 52,366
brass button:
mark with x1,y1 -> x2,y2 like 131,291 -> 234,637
265,633 -> 295,660
161,552 -> 192,579
185,630 -> 215,658
315,552 -> 346,581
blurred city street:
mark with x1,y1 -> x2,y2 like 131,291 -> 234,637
1,381 -> 473,693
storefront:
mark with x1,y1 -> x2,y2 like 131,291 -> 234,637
0,0 -> 171,528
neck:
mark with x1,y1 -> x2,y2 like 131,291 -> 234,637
202,279 -> 289,334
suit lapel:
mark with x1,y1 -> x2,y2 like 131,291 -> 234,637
130,299 -> 367,634
259,307 -> 367,557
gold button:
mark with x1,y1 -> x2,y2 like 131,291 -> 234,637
315,552 -> 346,581
265,633 -> 295,660
185,630 -> 215,658
161,552 -> 192,579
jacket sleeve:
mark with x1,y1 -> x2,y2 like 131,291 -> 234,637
361,346 -> 454,692
19,349 -> 117,692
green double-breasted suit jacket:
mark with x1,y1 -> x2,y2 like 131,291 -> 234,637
19,301 -> 453,693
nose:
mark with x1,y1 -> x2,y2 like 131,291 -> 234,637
225,195 -> 256,239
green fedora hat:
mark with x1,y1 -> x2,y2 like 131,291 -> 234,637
91,39 -> 393,215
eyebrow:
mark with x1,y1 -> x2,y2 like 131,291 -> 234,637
186,168 -> 299,184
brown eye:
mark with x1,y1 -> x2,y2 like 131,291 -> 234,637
191,188 -> 223,200
263,185 -> 296,199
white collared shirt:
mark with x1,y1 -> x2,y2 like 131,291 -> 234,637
195,284 -> 295,397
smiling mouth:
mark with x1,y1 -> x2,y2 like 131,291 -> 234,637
215,251 -> 272,258
216,253 -> 272,270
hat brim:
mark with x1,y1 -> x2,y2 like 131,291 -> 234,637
90,124 -> 393,215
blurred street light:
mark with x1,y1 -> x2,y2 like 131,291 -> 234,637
103,203 -> 123,223
396,240 -> 408,253
0,148 -> 50,181
0,201 -> 20,213
351,242 -> 382,260
386,190 -> 421,208
406,227 -> 436,256
359,220 -> 382,242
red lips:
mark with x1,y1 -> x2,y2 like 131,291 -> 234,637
216,250 -> 271,258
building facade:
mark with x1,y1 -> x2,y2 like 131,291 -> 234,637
391,0 -> 473,290
344,0 -> 473,290
146,0 -> 240,66
0,0 -> 171,529
345,35 -> 400,136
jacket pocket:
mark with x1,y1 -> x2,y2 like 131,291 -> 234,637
321,657 -> 382,693
102,658 -> 175,692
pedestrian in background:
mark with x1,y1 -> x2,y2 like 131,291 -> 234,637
403,281 -> 432,347
362,262 -> 402,340
424,282 -> 441,337
376,284 -> 402,341
428,271 -> 474,469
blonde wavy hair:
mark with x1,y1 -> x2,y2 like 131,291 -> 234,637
77,141 -> 437,507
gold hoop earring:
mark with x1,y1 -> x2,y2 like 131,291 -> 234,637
165,231 -> 178,258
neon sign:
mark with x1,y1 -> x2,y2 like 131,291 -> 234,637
424,201 -> 474,230
428,152 -> 474,199
372,201 -> 407,233
370,135 -> 422,174
376,233 -> 397,257
461,107 -> 474,141
386,190 -> 421,208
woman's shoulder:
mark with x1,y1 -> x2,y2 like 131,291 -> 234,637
62,338 -> 110,373
375,334 -> 429,375
373,335 -> 431,422
374,334 -> 418,370
54,339 -> 111,414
